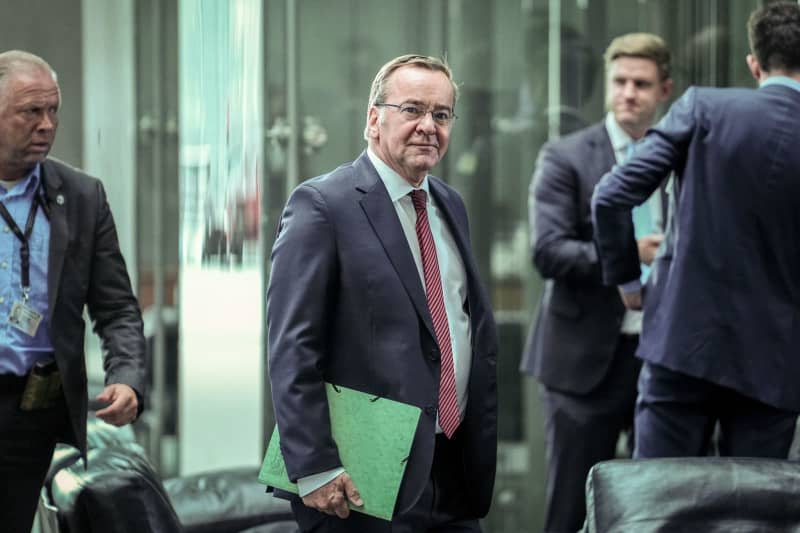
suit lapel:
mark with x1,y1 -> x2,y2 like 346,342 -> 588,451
589,123 -> 617,186
428,179 -> 476,282
428,178 -> 488,341
41,161 -> 68,321
355,154 -> 437,340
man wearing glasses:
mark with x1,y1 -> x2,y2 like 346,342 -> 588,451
266,55 -> 498,532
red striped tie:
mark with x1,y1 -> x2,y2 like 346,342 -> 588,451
410,189 -> 460,438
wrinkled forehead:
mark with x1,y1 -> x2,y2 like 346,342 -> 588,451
1,66 -> 60,102
384,65 -> 456,107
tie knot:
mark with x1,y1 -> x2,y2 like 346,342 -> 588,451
410,189 -> 427,213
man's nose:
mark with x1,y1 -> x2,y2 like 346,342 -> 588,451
38,112 -> 57,131
622,81 -> 637,98
416,111 -> 437,132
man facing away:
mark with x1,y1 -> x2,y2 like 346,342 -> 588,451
592,1 -> 800,461
520,33 -> 672,533
0,50 -> 145,533
267,54 -> 498,532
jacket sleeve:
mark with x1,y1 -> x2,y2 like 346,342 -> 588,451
85,180 -> 147,410
529,141 -> 602,285
592,87 -> 696,286
267,183 -> 342,482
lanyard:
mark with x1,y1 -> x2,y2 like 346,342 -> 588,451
0,195 -> 40,302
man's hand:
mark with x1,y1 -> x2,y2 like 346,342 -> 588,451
301,472 -> 363,518
637,233 -> 664,265
95,384 -> 139,426
618,287 -> 643,310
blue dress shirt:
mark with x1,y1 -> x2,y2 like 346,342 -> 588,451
0,164 -> 53,375
760,75 -> 800,93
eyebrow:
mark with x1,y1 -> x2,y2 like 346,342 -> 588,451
401,99 -> 453,111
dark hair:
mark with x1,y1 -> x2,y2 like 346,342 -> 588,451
747,2 -> 800,73
604,33 -> 672,81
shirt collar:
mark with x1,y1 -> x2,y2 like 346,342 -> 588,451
760,75 -> 800,94
604,111 -> 635,153
366,148 -> 430,203
0,163 -> 41,198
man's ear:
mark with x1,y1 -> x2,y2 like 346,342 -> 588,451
746,54 -> 762,82
660,77 -> 673,102
366,107 -> 380,139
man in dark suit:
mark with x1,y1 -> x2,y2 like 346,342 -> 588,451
267,54 -> 498,532
520,34 -> 672,533
0,51 -> 145,532
592,1 -> 800,459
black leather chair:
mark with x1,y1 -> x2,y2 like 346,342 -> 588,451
584,457 -> 800,532
51,443 -> 184,532
164,467 -> 295,533
38,417 -> 297,533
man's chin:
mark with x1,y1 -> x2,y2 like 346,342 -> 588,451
411,156 -> 439,172
25,150 -> 50,163
615,112 -> 638,125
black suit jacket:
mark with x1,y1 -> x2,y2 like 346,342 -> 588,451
520,122 -> 628,394
267,152 -> 498,527
41,158 -> 145,455
592,84 -> 800,411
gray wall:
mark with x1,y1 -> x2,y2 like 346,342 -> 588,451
0,0 -> 84,168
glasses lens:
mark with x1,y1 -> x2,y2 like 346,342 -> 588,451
433,110 -> 452,124
388,104 -> 455,126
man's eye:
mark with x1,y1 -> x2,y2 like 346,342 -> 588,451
401,105 -> 422,117
433,111 -> 451,121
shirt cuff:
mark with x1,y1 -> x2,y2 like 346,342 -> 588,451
619,279 -> 642,294
297,467 -> 346,497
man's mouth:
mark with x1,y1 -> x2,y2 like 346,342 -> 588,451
29,143 -> 50,152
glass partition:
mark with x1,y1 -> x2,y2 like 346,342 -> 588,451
177,0 -> 264,475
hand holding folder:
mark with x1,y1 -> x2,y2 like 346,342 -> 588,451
259,383 -> 422,521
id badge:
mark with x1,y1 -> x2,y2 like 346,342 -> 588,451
9,300 -> 43,337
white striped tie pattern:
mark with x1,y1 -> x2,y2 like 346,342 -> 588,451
410,189 -> 460,439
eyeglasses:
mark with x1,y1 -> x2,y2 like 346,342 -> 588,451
374,103 -> 457,127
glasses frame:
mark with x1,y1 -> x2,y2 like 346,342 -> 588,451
374,102 -> 458,127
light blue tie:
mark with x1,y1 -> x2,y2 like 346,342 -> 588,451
626,142 -> 653,282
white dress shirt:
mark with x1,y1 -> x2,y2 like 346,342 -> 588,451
297,150 -> 473,496
367,148 -> 473,419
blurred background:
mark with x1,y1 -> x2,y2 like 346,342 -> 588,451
0,0 -> 769,530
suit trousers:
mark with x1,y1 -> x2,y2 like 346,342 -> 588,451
0,373 -> 68,533
540,335 -> 641,533
292,430 -> 481,533
635,361 -> 798,459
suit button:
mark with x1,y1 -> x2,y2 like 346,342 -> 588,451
429,348 -> 439,361
424,405 -> 437,416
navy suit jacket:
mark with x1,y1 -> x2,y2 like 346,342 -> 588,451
592,84 -> 800,411
267,152 -> 498,525
520,122 -> 628,394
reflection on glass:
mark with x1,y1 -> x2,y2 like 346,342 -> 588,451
180,0 -> 262,268
177,0 -> 264,476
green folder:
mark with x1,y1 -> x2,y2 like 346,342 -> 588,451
258,382 -> 422,521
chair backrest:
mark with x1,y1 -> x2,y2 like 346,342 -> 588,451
51,443 -> 183,533
164,467 -> 295,533
584,458 -> 800,533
